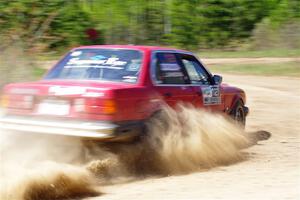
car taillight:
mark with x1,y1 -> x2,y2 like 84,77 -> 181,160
73,98 -> 117,115
0,94 -> 9,108
1,94 -> 34,109
102,99 -> 117,114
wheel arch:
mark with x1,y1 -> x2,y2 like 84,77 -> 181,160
229,94 -> 245,115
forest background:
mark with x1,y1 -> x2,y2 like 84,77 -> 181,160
0,0 -> 299,85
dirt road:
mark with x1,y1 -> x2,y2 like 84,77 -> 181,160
87,74 -> 300,200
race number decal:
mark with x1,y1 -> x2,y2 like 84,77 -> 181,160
201,86 -> 221,105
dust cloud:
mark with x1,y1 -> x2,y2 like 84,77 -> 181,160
0,132 -> 99,200
0,105 -> 257,200
90,105 -> 250,176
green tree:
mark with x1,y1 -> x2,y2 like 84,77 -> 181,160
169,0 -> 199,50
251,0 -> 300,49
197,0 -> 274,48
1,0 -> 293,52
0,0 -> 93,53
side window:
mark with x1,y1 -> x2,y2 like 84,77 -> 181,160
180,55 -> 211,85
155,52 -> 188,84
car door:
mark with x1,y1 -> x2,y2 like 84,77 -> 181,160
151,51 -> 195,108
178,53 -> 225,111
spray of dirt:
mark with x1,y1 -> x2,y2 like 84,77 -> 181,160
0,132 -> 100,200
1,163 -> 99,200
145,105 -> 249,173
86,105 -> 250,177
0,105 -> 257,200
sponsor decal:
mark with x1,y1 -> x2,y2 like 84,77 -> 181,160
160,63 -> 181,71
48,86 -> 86,96
91,55 -> 106,60
201,86 -> 221,105
123,76 -> 138,83
70,51 -> 82,57
127,60 -> 141,71
66,57 -> 127,66
82,92 -> 104,97
164,72 -> 184,77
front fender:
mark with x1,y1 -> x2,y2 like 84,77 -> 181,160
224,86 -> 247,115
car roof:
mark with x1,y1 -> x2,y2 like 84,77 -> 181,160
73,45 -> 190,53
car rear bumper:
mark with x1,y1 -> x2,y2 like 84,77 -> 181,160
0,115 -> 143,141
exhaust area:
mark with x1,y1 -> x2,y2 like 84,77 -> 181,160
0,105 -> 268,200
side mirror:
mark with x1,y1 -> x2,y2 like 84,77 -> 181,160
213,75 -> 222,85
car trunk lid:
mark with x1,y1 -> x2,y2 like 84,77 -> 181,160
1,80 -> 132,120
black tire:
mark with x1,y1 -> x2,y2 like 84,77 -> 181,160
230,100 -> 246,128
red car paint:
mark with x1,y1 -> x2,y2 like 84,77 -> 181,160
0,45 -> 247,140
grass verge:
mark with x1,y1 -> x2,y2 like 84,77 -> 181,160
208,62 -> 300,77
198,49 -> 300,58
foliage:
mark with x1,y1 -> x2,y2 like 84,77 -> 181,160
0,0 -> 93,53
0,0 -> 299,53
250,0 -> 300,50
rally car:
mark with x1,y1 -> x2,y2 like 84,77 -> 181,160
0,45 -> 248,141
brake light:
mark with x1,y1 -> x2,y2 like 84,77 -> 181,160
102,99 -> 116,114
0,94 -> 34,109
0,94 -> 9,108
73,98 -> 117,114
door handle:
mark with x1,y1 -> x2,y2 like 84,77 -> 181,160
163,92 -> 172,98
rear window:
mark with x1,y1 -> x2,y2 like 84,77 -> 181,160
44,49 -> 143,83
